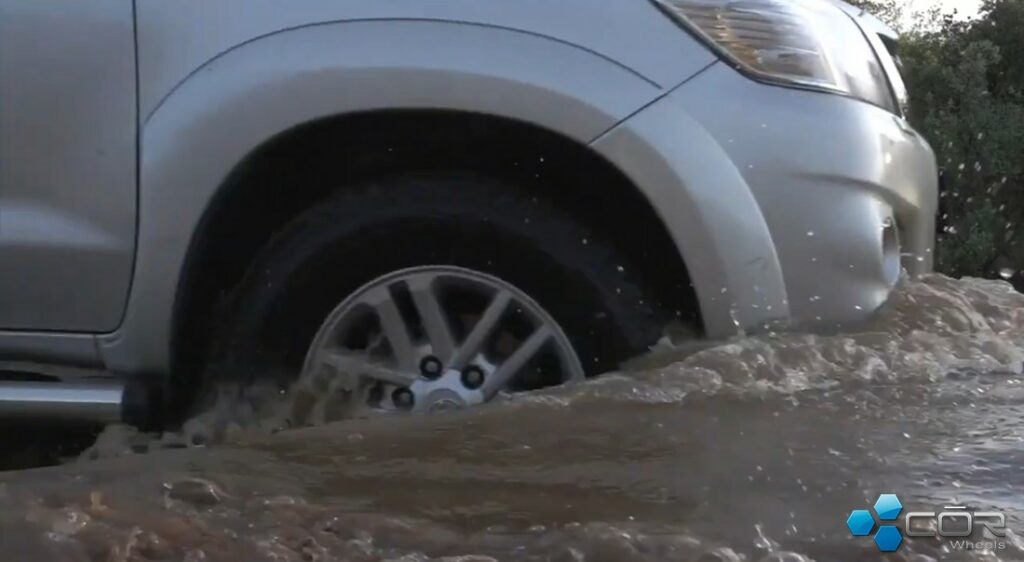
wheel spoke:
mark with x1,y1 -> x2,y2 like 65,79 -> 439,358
450,289 -> 512,370
407,275 -> 456,362
367,286 -> 418,372
305,266 -> 584,415
323,350 -> 417,387
481,325 -> 552,398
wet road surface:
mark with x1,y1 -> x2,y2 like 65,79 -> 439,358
1,275 -> 1022,561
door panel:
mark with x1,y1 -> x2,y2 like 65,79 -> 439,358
0,1 -> 137,331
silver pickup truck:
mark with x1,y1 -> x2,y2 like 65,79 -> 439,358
0,0 -> 937,427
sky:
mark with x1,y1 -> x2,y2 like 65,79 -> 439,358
915,0 -> 982,18
894,0 -> 982,29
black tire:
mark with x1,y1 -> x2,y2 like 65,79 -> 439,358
208,176 -> 665,394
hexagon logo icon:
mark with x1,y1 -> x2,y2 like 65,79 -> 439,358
874,494 -> 903,521
846,494 -> 907,552
846,510 -> 875,537
874,526 -> 903,552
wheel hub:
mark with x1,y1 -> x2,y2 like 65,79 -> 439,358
424,390 -> 466,413
299,266 -> 584,419
410,369 -> 483,413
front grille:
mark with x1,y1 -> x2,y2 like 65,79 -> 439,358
872,31 -> 909,116
937,169 -> 949,233
879,34 -> 906,77
879,34 -> 898,57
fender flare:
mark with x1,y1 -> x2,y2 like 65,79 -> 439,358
98,19 -> 669,373
592,83 -> 791,337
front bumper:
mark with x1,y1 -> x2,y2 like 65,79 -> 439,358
593,62 -> 938,337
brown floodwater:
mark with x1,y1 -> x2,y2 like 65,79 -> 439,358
1,275 -> 1023,561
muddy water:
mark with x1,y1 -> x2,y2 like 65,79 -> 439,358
2,275 -> 1023,561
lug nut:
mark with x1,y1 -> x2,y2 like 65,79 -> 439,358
420,356 -> 443,379
461,366 -> 485,390
392,388 -> 415,410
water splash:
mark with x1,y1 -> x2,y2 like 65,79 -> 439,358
3,275 -> 1021,562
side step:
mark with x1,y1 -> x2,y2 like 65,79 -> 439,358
0,380 -> 157,427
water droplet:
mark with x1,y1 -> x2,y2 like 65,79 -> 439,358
958,163 -> 966,171
854,305 -> 863,311
616,265 -> 625,272
806,231 -> 815,237
974,161 -> 982,172
999,268 -> 1015,280
978,132 -> 985,140
581,238 -> 588,245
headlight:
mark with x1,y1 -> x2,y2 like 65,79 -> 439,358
653,0 -> 896,112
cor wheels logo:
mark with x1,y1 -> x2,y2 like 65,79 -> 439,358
846,494 -> 904,552
847,494 -> 1008,552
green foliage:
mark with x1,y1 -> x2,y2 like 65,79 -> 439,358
850,0 -> 1024,285
846,0 -> 907,27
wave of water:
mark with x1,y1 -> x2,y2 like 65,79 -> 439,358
558,274 -> 1024,402
3,275 -> 1023,561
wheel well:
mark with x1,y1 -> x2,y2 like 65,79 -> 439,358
173,110 -> 700,382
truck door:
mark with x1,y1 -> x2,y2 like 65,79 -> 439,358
0,1 -> 137,332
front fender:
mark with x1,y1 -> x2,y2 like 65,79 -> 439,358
98,20 -> 687,373
592,75 -> 791,338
